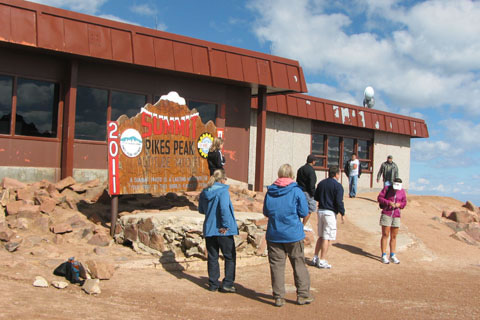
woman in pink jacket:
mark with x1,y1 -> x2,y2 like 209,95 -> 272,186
377,178 -> 407,264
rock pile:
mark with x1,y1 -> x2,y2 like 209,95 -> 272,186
114,211 -> 268,267
0,176 -> 109,254
438,200 -> 480,246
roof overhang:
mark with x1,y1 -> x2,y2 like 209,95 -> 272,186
0,0 -> 307,96
252,93 -> 429,138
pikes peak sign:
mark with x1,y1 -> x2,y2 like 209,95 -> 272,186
107,92 -> 216,195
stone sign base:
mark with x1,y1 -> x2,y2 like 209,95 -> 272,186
114,210 -> 270,270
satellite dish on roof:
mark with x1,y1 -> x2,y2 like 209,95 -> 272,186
363,86 -> 375,108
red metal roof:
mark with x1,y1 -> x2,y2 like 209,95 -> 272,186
0,0 -> 307,95
252,93 -> 429,138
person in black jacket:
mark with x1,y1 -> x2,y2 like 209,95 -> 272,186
296,154 -> 317,228
312,166 -> 345,269
207,137 -> 225,175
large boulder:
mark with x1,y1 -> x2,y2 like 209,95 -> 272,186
82,279 -> 101,295
451,231 -> 478,246
463,201 -> 478,212
0,227 -> 15,242
2,177 -> 26,189
85,260 -> 115,280
50,223 -> 73,234
447,211 -> 477,224
6,200 -> 26,215
54,176 -> 76,191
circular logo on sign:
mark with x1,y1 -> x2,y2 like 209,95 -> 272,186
197,132 -> 213,158
120,128 -> 143,158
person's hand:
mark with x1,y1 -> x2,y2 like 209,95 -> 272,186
389,202 -> 395,207
340,215 -> 345,224
395,202 -> 400,208
219,228 -> 228,234
376,179 -> 380,183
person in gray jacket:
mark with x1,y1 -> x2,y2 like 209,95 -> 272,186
376,155 -> 399,187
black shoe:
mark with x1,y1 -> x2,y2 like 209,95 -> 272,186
219,285 -> 237,293
208,286 -> 218,292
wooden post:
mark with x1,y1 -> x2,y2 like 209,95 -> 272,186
110,195 -> 118,237
61,60 -> 78,179
254,87 -> 267,192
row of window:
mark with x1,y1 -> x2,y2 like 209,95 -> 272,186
0,74 -> 218,141
311,133 -> 372,172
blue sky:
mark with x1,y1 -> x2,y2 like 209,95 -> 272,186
30,0 -> 480,205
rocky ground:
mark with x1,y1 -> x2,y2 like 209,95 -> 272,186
0,178 -> 479,319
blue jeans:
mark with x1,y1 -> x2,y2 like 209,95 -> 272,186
349,175 -> 358,197
206,236 -> 236,289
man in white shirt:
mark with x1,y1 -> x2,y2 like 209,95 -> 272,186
344,154 -> 361,198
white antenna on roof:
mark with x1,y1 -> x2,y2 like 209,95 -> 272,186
363,86 -> 375,108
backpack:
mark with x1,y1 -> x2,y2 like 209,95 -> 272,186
53,257 -> 85,284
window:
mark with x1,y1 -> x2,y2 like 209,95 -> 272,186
358,139 -> 372,170
75,86 -> 108,141
15,78 -> 59,138
0,75 -> 13,134
311,131 -> 373,172
343,138 -> 354,164
311,133 -> 325,167
327,136 -> 340,167
188,101 -> 217,124
111,90 -> 146,121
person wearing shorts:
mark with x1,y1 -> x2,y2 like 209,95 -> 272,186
296,155 -> 318,229
377,177 -> 407,264
312,166 -> 345,269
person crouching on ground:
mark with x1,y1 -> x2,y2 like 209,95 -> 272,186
312,166 -> 345,269
198,169 -> 238,292
207,137 -> 225,175
377,177 -> 407,264
263,164 -> 313,307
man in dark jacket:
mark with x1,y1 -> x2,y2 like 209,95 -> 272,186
312,166 -> 345,269
296,154 -> 317,228
376,155 -> 399,187
344,153 -> 361,198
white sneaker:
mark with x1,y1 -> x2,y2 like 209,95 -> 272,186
317,260 -> 332,269
381,255 -> 390,264
390,255 -> 400,264
311,256 -> 318,266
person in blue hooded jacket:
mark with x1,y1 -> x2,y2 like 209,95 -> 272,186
263,164 -> 314,307
198,169 -> 239,293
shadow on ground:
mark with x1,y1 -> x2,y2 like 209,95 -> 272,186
332,243 -> 381,262
159,251 -> 275,306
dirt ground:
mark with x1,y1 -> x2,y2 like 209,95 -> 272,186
1,193 -> 479,320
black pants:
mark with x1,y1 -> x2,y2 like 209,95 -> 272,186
206,236 -> 236,289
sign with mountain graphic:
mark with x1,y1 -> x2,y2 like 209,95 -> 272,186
107,92 -> 216,195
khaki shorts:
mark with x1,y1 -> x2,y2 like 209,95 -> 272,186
380,214 -> 400,228
317,211 -> 337,240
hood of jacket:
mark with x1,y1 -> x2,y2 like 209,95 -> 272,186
201,182 -> 229,201
267,181 -> 298,197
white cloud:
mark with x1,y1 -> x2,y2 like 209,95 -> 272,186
248,0 -> 480,115
417,178 -> 430,185
440,118 -> 480,148
28,0 -> 107,15
411,140 -> 462,162
131,4 -> 158,16
97,14 -> 139,26
307,83 -> 357,105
